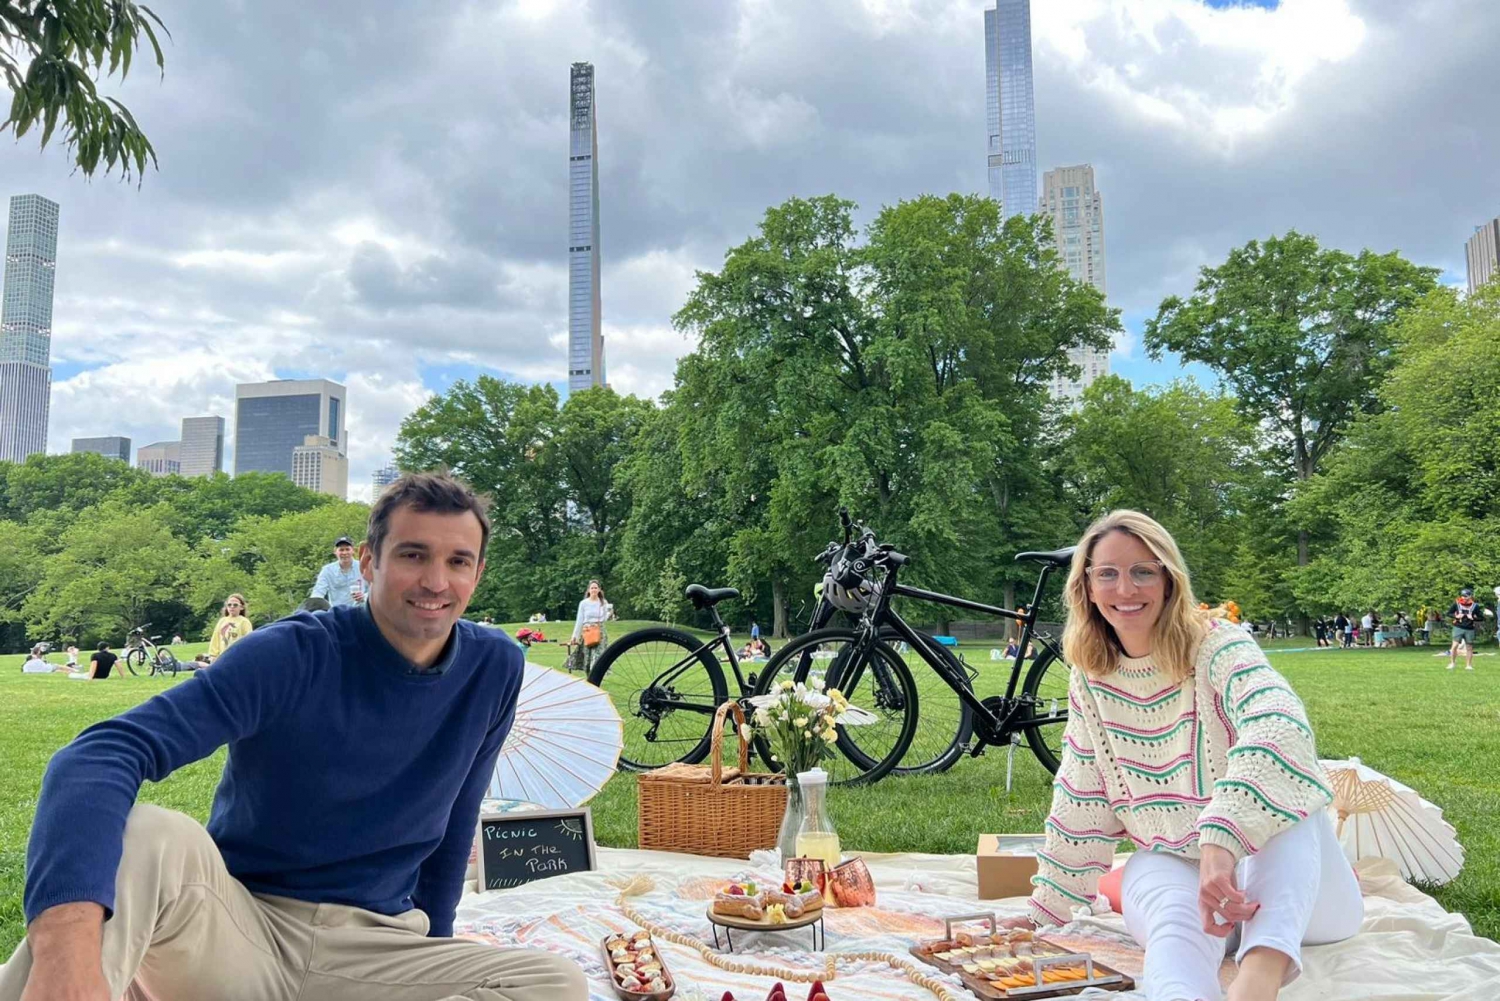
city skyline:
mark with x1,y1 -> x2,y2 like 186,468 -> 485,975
1,1 -> 1494,498
71,435 -> 131,462
0,194 -> 60,464
568,61 -> 605,393
1467,217 -> 1499,295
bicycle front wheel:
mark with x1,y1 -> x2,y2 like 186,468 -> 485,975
587,627 -> 728,771
751,628 -> 917,787
1020,645 -> 1070,774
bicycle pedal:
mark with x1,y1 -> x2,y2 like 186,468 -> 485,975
967,743 -> 986,758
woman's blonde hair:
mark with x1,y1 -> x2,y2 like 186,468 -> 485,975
1062,510 -> 1223,683
222,593 -> 247,618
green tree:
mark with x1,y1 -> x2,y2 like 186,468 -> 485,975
1144,232 -> 1439,623
147,471 -> 332,541
1056,376 -> 1259,602
20,500 -> 200,645
0,451 -> 150,520
665,193 -> 1119,631
1,0 -> 167,180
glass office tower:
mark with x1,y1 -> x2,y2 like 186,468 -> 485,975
984,1 -> 1038,219
568,62 -> 605,392
0,194 -> 60,462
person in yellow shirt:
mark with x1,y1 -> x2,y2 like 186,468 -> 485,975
208,594 -> 254,661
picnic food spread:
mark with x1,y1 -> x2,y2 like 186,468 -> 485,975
602,931 -> 675,999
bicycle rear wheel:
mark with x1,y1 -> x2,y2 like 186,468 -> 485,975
123,648 -> 145,676
587,627 -> 728,771
155,649 -> 180,677
1019,645 -> 1070,774
750,628 -> 917,787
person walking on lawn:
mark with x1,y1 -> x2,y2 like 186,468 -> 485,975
1446,587 -> 1487,671
1006,510 -> 1360,1001
1,472 -> 586,1001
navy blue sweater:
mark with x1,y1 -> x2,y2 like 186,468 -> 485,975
24,604 -> 523,937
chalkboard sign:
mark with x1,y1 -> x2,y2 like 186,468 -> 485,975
476,807 -> 597,891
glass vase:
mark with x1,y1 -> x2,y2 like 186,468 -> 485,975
776,773 -> 805,861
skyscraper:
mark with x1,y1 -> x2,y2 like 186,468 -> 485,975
291,434 -> 348,498
372,463 -> 399,495
984,1 -> 1038,219
1467,216 -> 1500,295
71,436 -> 131,462
1042,165 -> 1110,400
568,61 -> 605,392
137,440 -> 181,476
234,379 -> 346,478
180,415 -> 226,477
0,193 -> 60,463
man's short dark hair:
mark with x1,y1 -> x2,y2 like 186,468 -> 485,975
366,472 -> 491,564
97,641 -> 109,652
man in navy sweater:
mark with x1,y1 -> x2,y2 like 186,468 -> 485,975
1,473 -> 586,1001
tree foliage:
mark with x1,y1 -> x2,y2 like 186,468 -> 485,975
1,0 -> 167,181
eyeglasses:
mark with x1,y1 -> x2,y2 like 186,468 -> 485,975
1085,561 -> 1166,589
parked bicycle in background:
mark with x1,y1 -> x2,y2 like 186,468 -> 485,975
122,623 -> 180,677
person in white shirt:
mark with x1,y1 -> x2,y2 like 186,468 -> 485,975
569,579 -> 614,674
22,646 -> 62,674
309,536 -> 365,609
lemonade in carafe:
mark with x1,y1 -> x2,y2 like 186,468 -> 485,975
794,768 -> 840,901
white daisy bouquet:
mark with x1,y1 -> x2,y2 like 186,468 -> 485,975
745,678 -> 877,778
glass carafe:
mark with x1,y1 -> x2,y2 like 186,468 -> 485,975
794,768 -> 841,902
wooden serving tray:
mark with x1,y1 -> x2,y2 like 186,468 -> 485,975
705,902 -> 825,932
600,934 -> 676,1001
908,913 -> 1134,999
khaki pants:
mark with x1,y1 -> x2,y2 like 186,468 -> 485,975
1,806 -> 587,1001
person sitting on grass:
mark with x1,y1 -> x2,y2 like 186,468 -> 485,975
0,472 -> 586,1001
20,646 -> 63,674
1005,509 -> 1360,1001
85,642 -> 119,680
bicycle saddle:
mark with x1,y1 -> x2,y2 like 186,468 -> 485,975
1015,546 -> 1077,568
684,584 -> 740,608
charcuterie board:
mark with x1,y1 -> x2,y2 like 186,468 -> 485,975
909,913 -> 1134,999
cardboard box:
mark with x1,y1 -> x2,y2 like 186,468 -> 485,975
977,833 -> 1046,899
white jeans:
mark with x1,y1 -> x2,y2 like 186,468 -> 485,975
1121,811 -> 1363,1001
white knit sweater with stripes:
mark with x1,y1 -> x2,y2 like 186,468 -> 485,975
1028,618 -> 1334,928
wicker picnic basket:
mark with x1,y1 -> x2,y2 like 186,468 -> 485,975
637,701 -> 788,858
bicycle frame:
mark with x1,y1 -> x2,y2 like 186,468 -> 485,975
853,560 -> 1068,741
643,597 -> 840,715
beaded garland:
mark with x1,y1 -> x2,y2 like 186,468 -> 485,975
608,874 -> 962,1001
1029,619 -> 1335,928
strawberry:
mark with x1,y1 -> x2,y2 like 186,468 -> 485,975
726,883 -> 745,896
782,881 -> 795,894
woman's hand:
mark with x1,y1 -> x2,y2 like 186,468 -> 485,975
998,915 -> 1036,931
1198,843 -> 1258,936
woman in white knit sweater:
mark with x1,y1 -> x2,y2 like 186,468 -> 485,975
1007,510 -> 1361,1001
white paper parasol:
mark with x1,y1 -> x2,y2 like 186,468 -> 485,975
1321,757 -> 1465,885
488,662 -> 623,809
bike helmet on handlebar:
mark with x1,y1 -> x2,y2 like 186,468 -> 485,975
823,545 -> 880,613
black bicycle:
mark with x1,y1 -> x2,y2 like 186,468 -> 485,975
746,517 -> 1073,786
122,623 -> 180,677
588,512 -> 980,772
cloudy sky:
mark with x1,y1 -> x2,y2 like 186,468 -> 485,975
3,0 -> 1496,499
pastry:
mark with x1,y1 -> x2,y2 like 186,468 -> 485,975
713,881 -> 767,919
637,962 -> 663,978
619,974 -> 644,991
648,978 -> 668,992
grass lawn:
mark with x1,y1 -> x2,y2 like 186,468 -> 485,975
2,626 -> 1497,956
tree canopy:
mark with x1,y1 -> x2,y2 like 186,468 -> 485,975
1,0 -> 167,180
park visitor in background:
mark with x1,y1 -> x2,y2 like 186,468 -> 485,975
569,578 -> 614,674
1009,509 -> 1360,1001
1446,587 -> 1487,671
0,471 -> 586,1001
86,643 -> 118,680
207,593 -> 253,661
310,535 -> 366,608
20,646 -> 59,674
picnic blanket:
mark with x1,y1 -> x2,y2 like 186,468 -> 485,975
455,846 -> 1500,1000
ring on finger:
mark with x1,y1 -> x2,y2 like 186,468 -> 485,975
1217,896 -> 1230,909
